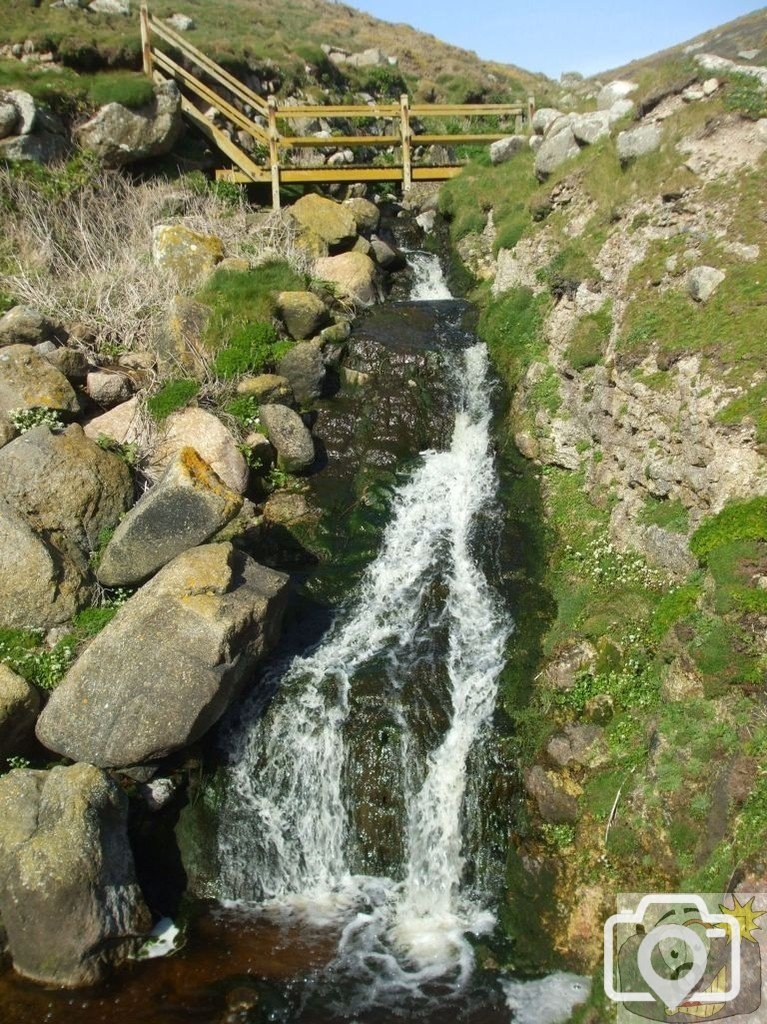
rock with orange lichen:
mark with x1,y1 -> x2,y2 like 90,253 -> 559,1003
36,543 -> 289,767
96,447 -> 243,587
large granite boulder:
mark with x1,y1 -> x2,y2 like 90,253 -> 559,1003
617,122 -> 662,163
532,107 -> 563,134
96,447 -> 243,587
0,306 -> 55,347
76,80 -> 182,168
343,197 -> 380,233
0,500 -> 89,629
489,134 -> 527,164
277,341 -> 326,404
535,127 -> 581,179
148,406 -> 249,493
152,225 -> 224,286
314,251 -> 378,306
571,110 -> 611,145
0,345 -> 79,419
259,403 -> 315,472
0,93 -> 69,164
0,664 -> 40,758
84,395 -> 145,447
597,80 -> 638,110
0,424 -> 133,571
289,193 -> 358,250
687,265 -> 725,303
36,544 -> 289,767
277,291 -> 330,340
0,763 -> 150,986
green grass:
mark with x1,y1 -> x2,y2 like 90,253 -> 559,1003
212,323 -> 291,379
0,627 -> 74,691
638,496 -> 690,534
566,301 -> 612,371
722,71 -> 767,120
197,263 -> 305,349
224,395 -> 262,430
0,60 -> 153,113
717,380 -> 767,445
690,497 -> 767,561
478,286 -> 550,388
146,378 -> 200,421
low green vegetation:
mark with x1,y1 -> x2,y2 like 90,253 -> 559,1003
690,497 -> 767,561
477,286 -> 550,387
197,264 -> 305,349
225,395 -> 262,431
566,301 -> 612,370
212,322 -> 291,379
0,60 -> 154,113
638,495 -> 690,534
722,71 -> 767,119
146,378 -> 200,421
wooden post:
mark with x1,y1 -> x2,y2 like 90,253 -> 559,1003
140,3 -> 153,79
267,96 -> 281,211
400,93 -> 412,192
527,94 -> 536,131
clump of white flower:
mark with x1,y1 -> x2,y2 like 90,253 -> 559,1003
8,407 -> 64,434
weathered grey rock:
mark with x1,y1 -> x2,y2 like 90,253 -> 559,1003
687,265 -> 725,303
545,113 -> 577,138
571,110 -> 611,145
77,81 -> 182,168
314,251 -> 378,306
532,107 -> 563,134
529,134 -> 543,153
525,765 -> 579,823
0,665 -> 40,759
37,544 -> 289,766
0,763 -> 150,986
535,126 -> 581,179
0,500 -> 89,629
277,291 -> 330,341
0,128 -> 69,165
86,370 -> 134,406
547,723 -> 607,769
343,197 -> 380,232
236,373 -> 294,405
148,406 -> 248,494
489,134 -> 527,164
166,12 -> 194,30
0,424 -> 132,570
597,80 -> 638,110
370,236 -> 407,270
97,447 -> 243,587
277,341 -> 326,404
5,91 -> 36,135
290,193 -> 358,249
151,224 -> 223,285
0,102 -> 18,139
259,403 -> 315,472
0,306 -> 55,347
0,419 -> 14,449
702,78 -> 720,96
607,98 -> 635,123
756,119 -> 767,145
542,640 -> 597,690
153,294 -> 212,370
616,122 -> 662,163
84,396 -> 145,447
88,0 -> 130,15
0,344 -> 79,418
640,524 -> 697,575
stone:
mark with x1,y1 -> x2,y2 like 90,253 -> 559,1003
76,80 -> 181,167
154,295 -> 212,371
97,448 -> 243,587
757,119 -> 767,145
166,12 -> 194,30
641,524 -> 697,575
84,396 -> 145,447
5,91 -> 36,135
276,291 -> 330,341
36,544 -> 289,766
0,500 -> 89,629
88,0 -> 130,13
148,406 -> 249,494
542,640 -> 597,690
259,403 -> 315,473
544,113 -> 577,138
525,765 -> 580,824
489,134 -> 527,164
597,80 -> 638,110
0,763 -> 150,986
152,224 -> 223,286
289,194 -> 358,249
0,419 -> 14,449
0,664 -> 40,759
616,122 -> 662,163
607,98 -> 635,122
277,341 -> 326,404
314,251 -> 378,306
45,346 -> 89,382
571,110 -> 611,145
529,134 -> 543,153
0,345 -> 79,419
0,102 -> 18,139
0,424 -> 132,571
535,126 -> 581,179
687,265 -> 725,303
370,236 -> 407,270
343,197 -> 380,232
532,107 -> 563,134
0,306 -> 54,346
0,128 -> 69,165
351,235 -> 372,257
236,373 -> 294,405
547,723 -> 607,769
86,370 -> 134,406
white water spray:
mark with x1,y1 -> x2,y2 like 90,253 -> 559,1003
219,253 -> 512,1003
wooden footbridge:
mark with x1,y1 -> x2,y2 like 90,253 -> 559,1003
139,4 -> 534,209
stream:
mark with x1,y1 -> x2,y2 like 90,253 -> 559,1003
0,253 -> 568,1024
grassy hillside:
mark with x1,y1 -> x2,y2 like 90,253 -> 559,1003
0,0 -> 548,104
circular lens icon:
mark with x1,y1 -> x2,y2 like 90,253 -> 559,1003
637,925 -> 708,1009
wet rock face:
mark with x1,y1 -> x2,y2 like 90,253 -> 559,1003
259,403 -> 315,472
36,544 -> 289,768
0,763 -> 150,987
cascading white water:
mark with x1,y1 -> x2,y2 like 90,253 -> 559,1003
407,250 -> 453,301
219,253 -> 512,1004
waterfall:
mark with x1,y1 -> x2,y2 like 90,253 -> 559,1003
408,250 -> 453,301
218,253 -> 512,1005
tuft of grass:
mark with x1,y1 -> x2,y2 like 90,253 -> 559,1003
722,71 -> 767,120
638,496 -> 690,534
224,395 -> 262,430
478,286 -> 550,388
212,323 -> 291,379
690,498 -> 767,562
146,378 -> 200,421
198,264 -> 306,349
86,71 -> 156,109
717,380 -> 767,445
566,301 -> 612,371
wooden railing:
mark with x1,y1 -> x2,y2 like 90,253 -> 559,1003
139,4 -> 534,209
